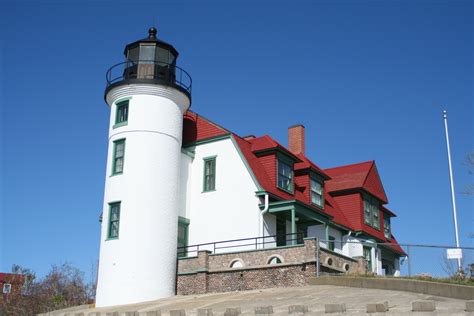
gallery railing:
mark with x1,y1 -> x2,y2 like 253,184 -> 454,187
105,59 -> 192,96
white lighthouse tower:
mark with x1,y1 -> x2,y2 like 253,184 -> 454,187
95,27 -> 192,307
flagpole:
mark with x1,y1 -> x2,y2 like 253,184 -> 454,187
443,110 -> 462,271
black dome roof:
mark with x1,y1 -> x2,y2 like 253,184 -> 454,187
123,27 -> 179,57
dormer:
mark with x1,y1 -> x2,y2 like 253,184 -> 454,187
251,136 -> 302,195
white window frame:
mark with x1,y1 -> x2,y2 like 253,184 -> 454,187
3,283 -> 12,294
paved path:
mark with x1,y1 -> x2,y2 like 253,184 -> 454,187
48,285 -> 472,315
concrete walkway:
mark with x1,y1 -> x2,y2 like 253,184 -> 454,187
46,285 -> 472,315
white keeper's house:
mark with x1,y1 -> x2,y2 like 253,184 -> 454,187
95,28 -> 407,307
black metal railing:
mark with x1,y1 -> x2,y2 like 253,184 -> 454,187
105,60 -> 192,95
177,232 -> 306,258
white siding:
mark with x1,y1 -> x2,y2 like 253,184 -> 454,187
183,137 -> 261,252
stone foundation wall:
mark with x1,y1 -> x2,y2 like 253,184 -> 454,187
177,238 -> 360,295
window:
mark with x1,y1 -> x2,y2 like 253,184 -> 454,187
3,283 -> 11,294
328,236 -> 335,251
373,206 -> 380,230
107,202 -> 121,239
364,196 -> 380,230
364,199 -> 372,225
115,101 -> 129,126
384,216 -> 391,240
267,256 -> 283,264
363,246 -> 372,272
310,178 -> 324,208
230,259 -> 244,268
177,217 -> 189,257
203,157 -> 216,192
112,139 -> 125,175
277,159 -> 293,192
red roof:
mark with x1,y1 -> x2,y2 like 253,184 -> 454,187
384,235 -> 407,256
295,153 -> 331,179
183,111 -> 229,145
182,111 -> 403,256
324,161 -> 388,203
0,273 -> 25,284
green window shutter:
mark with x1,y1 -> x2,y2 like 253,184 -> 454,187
112,139 -> 126,175
203,157 -> 216,192
107,202 -> 121,239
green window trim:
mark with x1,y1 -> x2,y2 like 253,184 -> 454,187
107,202 -> 121,240
363,195 -> 381,230
111,139 -> 126,176
328,236 -> 335,251
203,156 -> 216,192
310,176 -> 324,208
277,157 -> 294,194
177,217 -> 190,257
114,100 -> 129,127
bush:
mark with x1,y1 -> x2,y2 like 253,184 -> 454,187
0,263 -> 95,315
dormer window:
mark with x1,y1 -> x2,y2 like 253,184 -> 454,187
310,177 -> 324,208
364,196 -> 380,230
277,159 -> 293,193
384,216 -> 391,240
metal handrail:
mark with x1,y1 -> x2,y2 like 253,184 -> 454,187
177,232 -> 306,257
105,59 -> 192,95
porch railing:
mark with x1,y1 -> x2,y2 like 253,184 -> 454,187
177,232 -> 305,258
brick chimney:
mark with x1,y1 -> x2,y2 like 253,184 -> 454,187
288,124 -> 305,155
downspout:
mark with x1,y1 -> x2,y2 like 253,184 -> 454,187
259,193 -> 269,248
343,231 -> 352,256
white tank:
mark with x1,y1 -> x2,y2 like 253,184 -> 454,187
95,28 -> 191,307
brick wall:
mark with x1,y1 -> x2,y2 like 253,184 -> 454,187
177,238 -> 361,295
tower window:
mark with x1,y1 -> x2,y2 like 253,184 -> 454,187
115,100 -> 129,126
107,202 -> 121,239
277,159 -> 293,193
203,156 -> 216,192
112,139 -> 125,175
310,177 -> 324,208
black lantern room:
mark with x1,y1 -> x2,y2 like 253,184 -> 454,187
105,27 -> 192,99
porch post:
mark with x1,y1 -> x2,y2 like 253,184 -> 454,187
325,224 -> 329,242
291,207 -> 297,245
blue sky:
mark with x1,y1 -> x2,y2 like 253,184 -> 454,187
1,0 -> 472,279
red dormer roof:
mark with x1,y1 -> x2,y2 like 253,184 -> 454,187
294,153 -> 331,180
382,206 -> 397,218
324,161 -> 388,204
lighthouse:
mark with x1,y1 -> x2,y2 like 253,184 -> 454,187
95,27 -> 192,307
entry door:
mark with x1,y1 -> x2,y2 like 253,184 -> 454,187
363,246 -> 372,272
